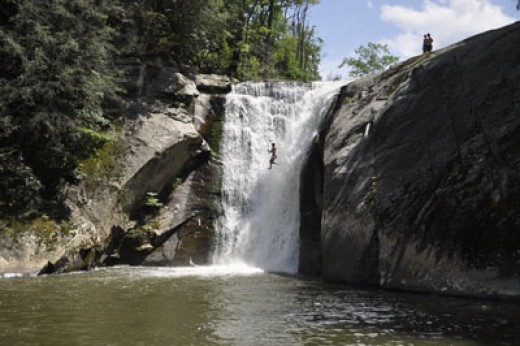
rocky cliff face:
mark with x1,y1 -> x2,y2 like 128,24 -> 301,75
0,60 -> 230,274
48,73 -> 229,274
317,22 -> 520,298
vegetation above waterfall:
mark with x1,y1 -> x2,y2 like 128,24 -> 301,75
0,0 -> 121,216
339,43 -> 400,77
0,0 -> 322,218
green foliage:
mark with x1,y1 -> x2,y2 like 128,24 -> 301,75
60,219 -> 76,237
1,215 -> 78,246
77,135 -> 125,193
339,42 -> 400,77
1,215 -> 58,244
0,149 -> 42,214
232,0 -> 322,80
0,0 -> 122,214
127,0 -> 322,81
75,127 -> 114,158
172,177 -> 183,190
144,192 -> 163,209
0,0 -> 324,217
363,175 -> 379,207
210,115 -> 225,157
128,220 -> 160,235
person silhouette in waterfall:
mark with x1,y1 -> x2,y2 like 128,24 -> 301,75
268,143 -> 277,169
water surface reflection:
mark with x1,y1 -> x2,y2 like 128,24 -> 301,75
0,267 -> 518,346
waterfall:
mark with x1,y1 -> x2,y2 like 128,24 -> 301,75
213,81 -> 344,274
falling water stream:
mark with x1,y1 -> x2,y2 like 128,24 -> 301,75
1,82 -> 520,346
213,81 -> 344,273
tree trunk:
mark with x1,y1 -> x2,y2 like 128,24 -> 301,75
263,0 -> 276,78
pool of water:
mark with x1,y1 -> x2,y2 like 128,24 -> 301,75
0,266 -> 519,346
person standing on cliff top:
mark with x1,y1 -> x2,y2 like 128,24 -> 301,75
268,143 -> 277,169
423,33 -> 433,53
422,34 -> 429,54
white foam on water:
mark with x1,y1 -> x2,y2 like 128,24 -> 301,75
91,263 -> 264,279
142,263 -> 264,278
0,272 -> 26,279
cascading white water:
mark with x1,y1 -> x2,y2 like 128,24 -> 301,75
213,81 -> 345,274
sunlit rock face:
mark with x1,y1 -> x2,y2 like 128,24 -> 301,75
320,22 -> 520,298
0,72 -> 230,275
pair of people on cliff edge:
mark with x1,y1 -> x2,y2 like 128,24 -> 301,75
423,33 -> 434,54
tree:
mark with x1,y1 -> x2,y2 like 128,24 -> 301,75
219,0 -> 321,80
0,0 -> 121,214
0,0 -> 324,216
339,42 -> 399,77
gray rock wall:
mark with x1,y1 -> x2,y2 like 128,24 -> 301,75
141,91 -> 227,267
299,141 -> 325,276
320,22 -> 520,298
0,68 -> 231,274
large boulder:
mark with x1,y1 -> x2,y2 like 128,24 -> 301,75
52,74 -> 230,273
195,74 -> 232,94
150,68 -> 199,101
119,111 -> 202,214
31,105 -> 207,274
0,215 -> 101,275
0,50 -> 231,275
141,90 -> 227,266
320,22 -> 520,298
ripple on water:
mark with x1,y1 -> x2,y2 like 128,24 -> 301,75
1,268 -> 520,346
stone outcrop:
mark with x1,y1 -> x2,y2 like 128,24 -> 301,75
55,72 -> 228,273
317,22 -> 520,298
0,231 -> 75,275
35,108 -> 207,274
150,69 -> 199,99
139,88 -> 227,267
195,74 -> 232,94
119,111 -> 203,214
0,67 -> 231,275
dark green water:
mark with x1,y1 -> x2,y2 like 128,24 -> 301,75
0,266 -> 519,346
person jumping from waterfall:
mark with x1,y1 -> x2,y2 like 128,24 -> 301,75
268,143 -> 277,169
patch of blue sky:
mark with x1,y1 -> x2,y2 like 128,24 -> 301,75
310,0 -> 518,79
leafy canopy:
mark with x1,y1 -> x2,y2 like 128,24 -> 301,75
0,0 -> 121,215
0,0 -> 324,216
339,42 -> 399,77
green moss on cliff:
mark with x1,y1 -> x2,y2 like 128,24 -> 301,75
172,177 -> 183,190
77,134 -> 125,194
210,118 -> 225,158
0,216 -> 76,245
128,220 -> 160,235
